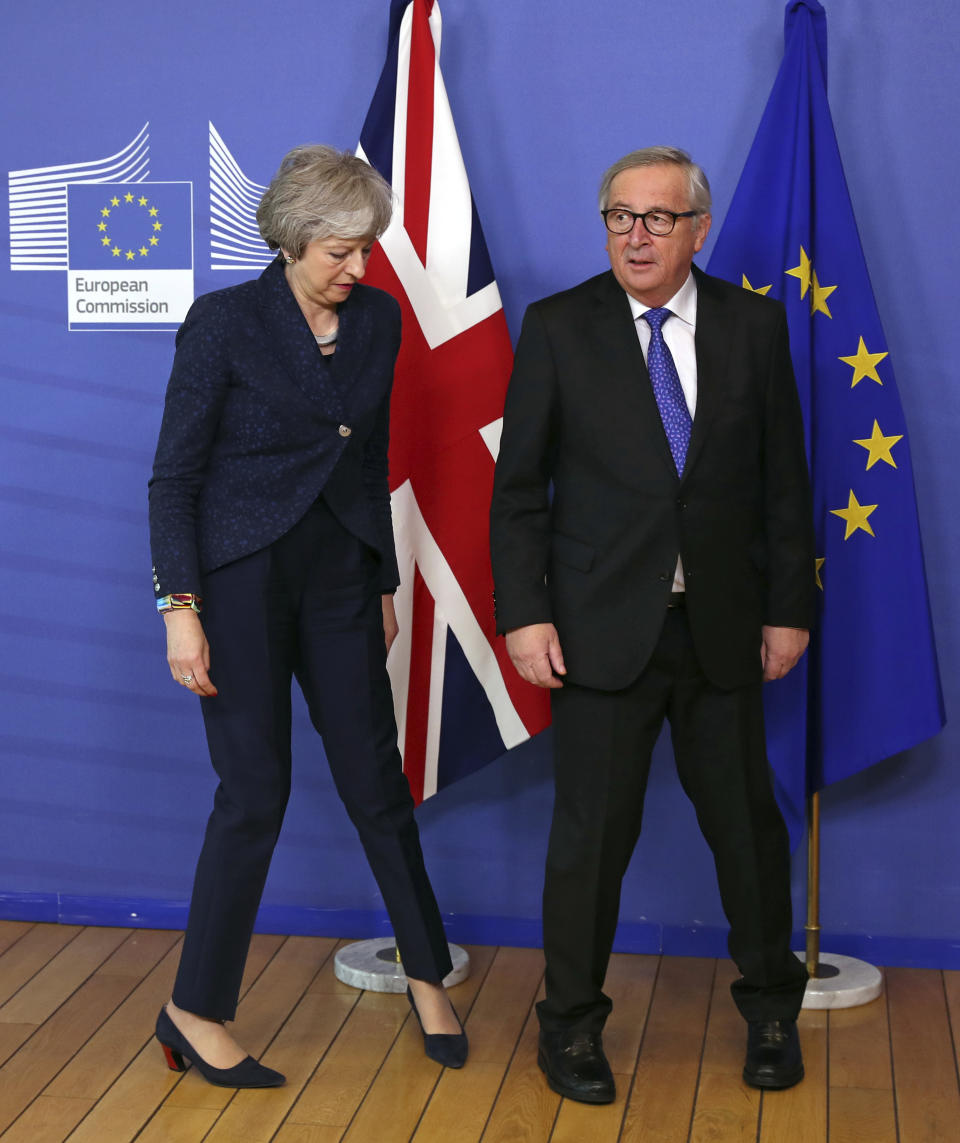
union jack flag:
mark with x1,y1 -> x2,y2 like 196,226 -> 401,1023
358,0 -> 550,803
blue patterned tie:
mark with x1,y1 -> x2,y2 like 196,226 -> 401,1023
642,307 -> 692,475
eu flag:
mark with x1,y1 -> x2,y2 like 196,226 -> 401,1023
707,0 -> 944,843
67,182 -> 192,270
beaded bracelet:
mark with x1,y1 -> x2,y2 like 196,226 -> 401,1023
156,593 -> 203,614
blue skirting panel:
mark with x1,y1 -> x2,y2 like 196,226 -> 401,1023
2,892 -> 959,970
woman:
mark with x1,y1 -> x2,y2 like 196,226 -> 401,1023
148,145 -> 466,1087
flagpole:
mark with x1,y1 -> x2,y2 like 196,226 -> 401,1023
800,790 -> 883,1009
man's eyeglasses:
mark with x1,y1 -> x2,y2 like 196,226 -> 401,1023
601,208 -> 698,236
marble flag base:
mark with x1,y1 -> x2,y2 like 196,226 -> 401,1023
796,951 -> 884,1009
334,938 -> 471,993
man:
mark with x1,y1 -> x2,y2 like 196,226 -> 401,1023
490,147 -> 813,1104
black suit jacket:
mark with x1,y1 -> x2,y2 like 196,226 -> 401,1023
490,265 -> 815,692
149,256 -> 401,598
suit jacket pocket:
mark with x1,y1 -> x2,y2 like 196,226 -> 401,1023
551,532 -> 595,573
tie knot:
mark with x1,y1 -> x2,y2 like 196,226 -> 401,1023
642,307 -> 671,333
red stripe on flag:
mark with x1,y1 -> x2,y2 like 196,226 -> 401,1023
404,0 -> 436,264
402,564 -> 435,804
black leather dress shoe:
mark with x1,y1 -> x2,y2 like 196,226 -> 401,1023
538,1028 -> 615,1104
743,1018 -> 804,1089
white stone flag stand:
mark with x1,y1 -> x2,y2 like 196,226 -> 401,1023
334,939 -> 470,993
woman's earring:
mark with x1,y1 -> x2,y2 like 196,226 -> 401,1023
283,254 -> 295,265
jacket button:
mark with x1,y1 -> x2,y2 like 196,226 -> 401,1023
154,584 -> 161,593
338,425 -> 352,438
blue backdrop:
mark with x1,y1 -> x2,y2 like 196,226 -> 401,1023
1,0 -> 957,967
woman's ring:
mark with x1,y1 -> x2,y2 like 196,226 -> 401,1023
180,674 -> 194,684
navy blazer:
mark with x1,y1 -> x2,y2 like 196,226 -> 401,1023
149,256 -> 402,599
490,265 -> 815,692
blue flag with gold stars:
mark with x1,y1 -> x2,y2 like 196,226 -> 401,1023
67,182 -> 192,270
707,0 -> 944,843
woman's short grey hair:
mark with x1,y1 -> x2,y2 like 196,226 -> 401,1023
257,144 -> 394,258
598,147 -> 712,215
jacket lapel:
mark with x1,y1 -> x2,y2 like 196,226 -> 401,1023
590,272 -> 677,476
255,256 -> 355,423
685,264 -> 731,482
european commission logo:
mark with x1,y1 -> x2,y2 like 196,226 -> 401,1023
67,181 -> 192,330
8,124 -> 193,331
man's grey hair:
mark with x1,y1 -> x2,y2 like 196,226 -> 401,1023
598,146 -> 712,215
257,144 -> 394,258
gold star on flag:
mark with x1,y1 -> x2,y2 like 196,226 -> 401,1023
786,247 -> 812,298
149,206 -> 158,217
97,221 -> 107,232
101,236 -> 111,246
139,246 -> 148,256
149,236 -> 159,246
124,192 -> 134,203
110,196 -> 120,207
138,196 -> 148,206
839,336 -> 888,387
125,249 -> 135,261
742,274 -> 771,295
809,271 -> 836,317
153,221 -> 162,231
815,557 -> 825,590
853,420 -> 902,469
830,490 -> 878,540
101,207 -> 111,218
112,246 -> 121,257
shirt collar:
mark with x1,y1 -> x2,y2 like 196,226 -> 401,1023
626,270 -> 698,330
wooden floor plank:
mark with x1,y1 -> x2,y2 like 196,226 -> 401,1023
0,1022 -> 37,1070
827,988 -> 897,1143
0,1094 -> 94,1143
273,1125 -> 345,1143
133,1105 -> 220,1142
887,966 -> 960,1143
0,927 -> 129,1027
284,988 -> 410,1129
346,945 -> 502,1143
829,1086 -> 898,1143
620,956 -> 714,1143
689,959 -> 760,1143
412,946 -> 535,1143
0,973 -> 138,1135
481,988 -> 559,1143
0,925 -> 82,1009
165,935 -> 337,1113
63,1041 -> 185,1143
0,922 -> 34,959
44,931 -> 181,1101
757,1008 -> 827,1143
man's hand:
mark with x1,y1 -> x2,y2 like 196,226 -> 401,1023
505,623 -> 567,689
761,625 -> 809,682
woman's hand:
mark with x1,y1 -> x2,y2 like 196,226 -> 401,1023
381,594 -> 399,655
164,609 -> 218,696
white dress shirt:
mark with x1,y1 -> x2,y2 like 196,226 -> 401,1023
626,271 -> 698,590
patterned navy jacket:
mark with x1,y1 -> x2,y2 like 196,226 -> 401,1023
148,255 -> 402,599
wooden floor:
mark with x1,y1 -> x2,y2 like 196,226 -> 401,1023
0,923 -> 958,1141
